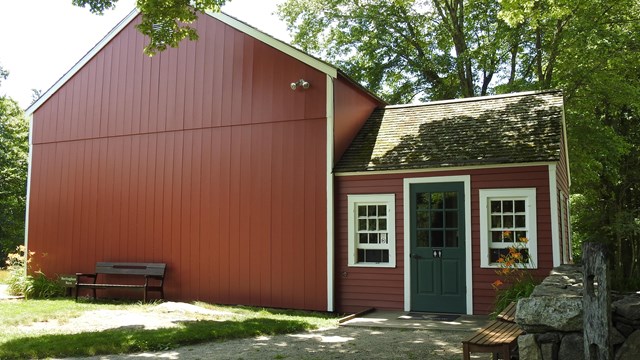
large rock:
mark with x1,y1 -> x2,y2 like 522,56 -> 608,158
613,295 -> 640,321
516,296 -> 583,332
616,330 -> 640,360
519,334 -> 542,360
611,327 -> 626,346
558,333 -> 584,360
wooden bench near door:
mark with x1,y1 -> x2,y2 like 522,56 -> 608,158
462,302 -> 523,360
75,262 -> 166,302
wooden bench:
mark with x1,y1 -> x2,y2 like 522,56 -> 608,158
75,262 -> 166,302
462,302 -> 523,360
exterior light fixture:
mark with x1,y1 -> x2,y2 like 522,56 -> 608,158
290,79 -> 310,90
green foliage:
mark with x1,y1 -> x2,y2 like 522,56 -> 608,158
72,0 -> 227,55
0,87 -> 28,263
5,246 -> 64,299
0,300 -> 338,359
490,238 -> 539,317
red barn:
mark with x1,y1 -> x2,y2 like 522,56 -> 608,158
25,10 -> 570,315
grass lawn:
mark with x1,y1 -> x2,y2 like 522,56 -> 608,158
0,299 -> 339,359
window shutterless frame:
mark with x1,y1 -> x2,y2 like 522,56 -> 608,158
347,194 -> 396,268
479,188 -> 537,268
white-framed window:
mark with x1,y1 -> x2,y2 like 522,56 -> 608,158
479,188 -> 537,268
347,194 -> 396,267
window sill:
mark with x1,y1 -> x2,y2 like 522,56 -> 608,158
348,263 -> 396,268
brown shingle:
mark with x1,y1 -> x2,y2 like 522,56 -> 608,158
335,90 -> 564,173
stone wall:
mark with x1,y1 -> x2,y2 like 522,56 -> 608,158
514,265 -> 640,359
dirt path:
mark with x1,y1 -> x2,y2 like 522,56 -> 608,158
65,326 -> 475,360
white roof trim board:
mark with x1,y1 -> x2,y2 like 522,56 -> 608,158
26,9 -> 338,115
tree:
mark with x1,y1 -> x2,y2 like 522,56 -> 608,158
0,69 -> 29,263
279,0 -> 640,288
72,0 -> 227,55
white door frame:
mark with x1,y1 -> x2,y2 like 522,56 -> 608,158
403,175 -> 473,314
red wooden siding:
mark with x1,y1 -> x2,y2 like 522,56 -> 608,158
334,165 -> 554,315
333,77 -> 381,163
556,124 -> 571,264
28,14 -> 328,310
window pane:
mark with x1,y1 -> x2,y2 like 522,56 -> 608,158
490,201 -> 501,213
445,192 -> 457,209
368,205 -> 377,216
431,193 -> 444,209
417,230 -> 429,247
417,193 -> 430,209
516,231 -> 528,242
515,200 -> 525,212
380,233 -> 388,244
490,248 -> 508,263
445,211 -> 458,228
378,205 -> 386,215
368,218 -> 377,230
358,205 -> 367,217
359,233 -> 368,244
357,249 -> 364,262
432,230 -> 444,247
503,215 -> 514,228
358,219 -> 367,230
445,230 -> 458,247
503,200 -> 513,213
431,211 -> 444,228
491,215 -> 502,228
491,231 -> 502,243
369,233 -> 379,244
417,211 -> 429,229
365,249 -> 383,262
382,250 -> 389,263
379,218 -> 387,230
515,215 -> 526,227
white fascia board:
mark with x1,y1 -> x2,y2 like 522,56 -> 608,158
325,74 -> 335,312
208,12 -> 338,78
335,162 -> 557,177
26,8 -> 140,115
560,103 -> 571,187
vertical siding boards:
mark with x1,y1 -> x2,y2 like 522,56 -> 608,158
28,14 -> 328,310
334,165 -> 554,314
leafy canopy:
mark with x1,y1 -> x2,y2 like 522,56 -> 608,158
0,68 -> 29,262
72,0 -> 227,55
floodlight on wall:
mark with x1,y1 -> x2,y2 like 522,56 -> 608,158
290,79 -> 310,90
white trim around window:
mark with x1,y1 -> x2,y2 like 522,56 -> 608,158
479,188 -> 538,269
347,194 -> 396,268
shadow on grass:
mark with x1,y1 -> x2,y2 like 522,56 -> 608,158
0,318 -> 311,360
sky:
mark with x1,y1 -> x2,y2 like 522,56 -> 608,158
0,0 -> 290,109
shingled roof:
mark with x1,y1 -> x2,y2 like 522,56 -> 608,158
335,90 -> 564,173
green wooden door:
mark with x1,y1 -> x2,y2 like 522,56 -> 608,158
410,182 -> 466,313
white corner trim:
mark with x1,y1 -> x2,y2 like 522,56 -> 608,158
549,164 -> 561,267
24,114 -> 34,261
209,12 -> 337,78
402,175 -> 473,315
325,75 -> 335,312
26,8 -> 139,115
560,103 -> 571,187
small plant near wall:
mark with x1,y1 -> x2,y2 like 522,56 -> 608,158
490,232 -> 538,317
5,245 -> 64,299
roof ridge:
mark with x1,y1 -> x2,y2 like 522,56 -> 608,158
383,90 -> 562,110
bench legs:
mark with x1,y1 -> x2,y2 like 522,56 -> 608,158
462,343 -> 513,360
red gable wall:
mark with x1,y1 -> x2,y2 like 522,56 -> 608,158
29,14 -> 328,310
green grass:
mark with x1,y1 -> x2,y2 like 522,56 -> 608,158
0,299 -> 339,359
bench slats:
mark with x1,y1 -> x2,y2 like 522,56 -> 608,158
76,262 -> 166,302
462,302 -> 523,360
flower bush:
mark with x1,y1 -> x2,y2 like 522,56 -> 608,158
5,245 -> 64,298
490,232 -> 538,317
